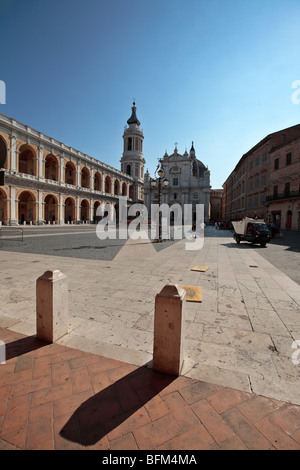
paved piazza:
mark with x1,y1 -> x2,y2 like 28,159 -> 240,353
0,225 -> 299,405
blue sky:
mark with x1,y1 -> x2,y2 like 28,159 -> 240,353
1,0 -> 300,188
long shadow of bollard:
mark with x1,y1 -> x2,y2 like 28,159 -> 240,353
5,335 -> 47,360
59,364 -> 175,447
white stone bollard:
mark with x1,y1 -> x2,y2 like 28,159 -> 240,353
153,284 -> 186,376
36,270 -> 68,343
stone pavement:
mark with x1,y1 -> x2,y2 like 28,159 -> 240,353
0,226 -> 300,449
1,328 -> 300,450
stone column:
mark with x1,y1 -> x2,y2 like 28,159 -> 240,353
38,146 -> 44,179
60,155 -> 65,184
37,190 -> 44,225
153,284 -> 186,376
36,270 -> 68,343
76,161 -> 81,187
90,168 -> 94,190
59,193 -> 64,225
9,186 -> 18,225
10,135 -> 17,171
90,198 -> 93,223
76,196 -> 80,222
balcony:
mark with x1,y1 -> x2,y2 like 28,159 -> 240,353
266,190 -> 300,202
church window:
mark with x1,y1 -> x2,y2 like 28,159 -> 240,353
127,137 -> 132,151
126,164 -> 131,176
173,178 -> 178,186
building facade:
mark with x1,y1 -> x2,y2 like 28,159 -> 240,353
144,142 -> 211,224
209,189 -> 223,222
0,103 -> 145,226
223,124 -> 300,231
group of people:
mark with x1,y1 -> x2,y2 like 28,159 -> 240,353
214,220 -> 233,230
267,219 -> 281,238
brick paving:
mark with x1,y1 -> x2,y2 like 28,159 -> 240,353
0,328 -> 300,450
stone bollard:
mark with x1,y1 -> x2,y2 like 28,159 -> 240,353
153,284 -> 186,376
36,270 -> 68,343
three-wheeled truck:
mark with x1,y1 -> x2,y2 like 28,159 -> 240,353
232,218 -> 271,247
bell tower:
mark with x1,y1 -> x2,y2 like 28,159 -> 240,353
121,101 -> 145,201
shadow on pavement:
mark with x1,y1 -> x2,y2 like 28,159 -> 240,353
5,335 -> 47,361
267,230 -> 300,253
59,365 -> 175,447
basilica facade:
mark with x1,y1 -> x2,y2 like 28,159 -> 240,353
0,103 -> 145,226
144,143 -> 211,224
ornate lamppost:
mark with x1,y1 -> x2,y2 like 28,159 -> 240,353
150,159 -> 169,242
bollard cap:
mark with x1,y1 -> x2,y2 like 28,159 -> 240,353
38,270 -> 67,281
158,284 -> 186,298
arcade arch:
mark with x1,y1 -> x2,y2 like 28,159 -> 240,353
44,194 -> 58,224
81,167 -> 90,188
122,182 -> 127,196
65,197 -> 75,223
45,155 -> 59,181
65,162 -> 76,185
18,190 -> 36,224
114,179 -> 120,196
80,199 -> 89,222
105,175 -> 112,194
0,188 -> 8,224
0,136 -> 7,169
19,145 -> 37,176
94,172 -> 102,191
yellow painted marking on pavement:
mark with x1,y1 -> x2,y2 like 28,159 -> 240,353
191,265 -> 209,272
180,286 -> 202,302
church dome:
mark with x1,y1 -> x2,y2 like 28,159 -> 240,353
192,158 -> 206,177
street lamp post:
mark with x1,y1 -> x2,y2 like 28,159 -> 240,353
151,160 -> 169,242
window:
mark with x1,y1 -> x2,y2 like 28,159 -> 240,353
256,156 -> 259,166
261,195 -> 265,205
262,151 -> 267,162
286,152 -> 292,165
249,180 -> 253,191
127,137 -> 132,151
255,177 -> 259,188
285,182 -> 290,197
249,161 -> 253,170
174,193 -> 177,200
274,158 -> 279,170
262,174 -> 266,187
173,178 -> 178,186
281,134 -> 286,142
248,198 -> 252,208
254,196 -> 258,208
273,185 -> 278,198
